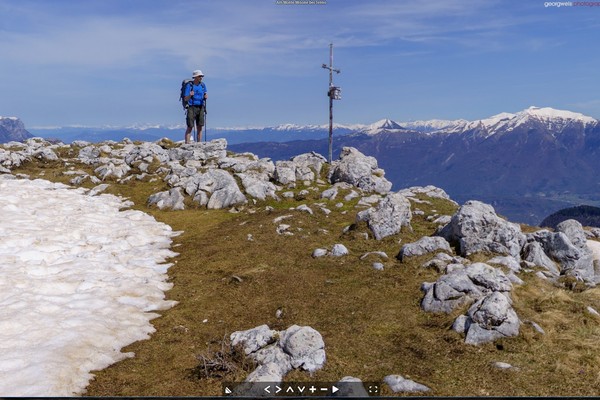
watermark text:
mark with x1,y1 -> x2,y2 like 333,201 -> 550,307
276,0 -> 327,5
544,1 -> 600,7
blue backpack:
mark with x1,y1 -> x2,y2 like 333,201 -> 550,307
179,79 -> 206,110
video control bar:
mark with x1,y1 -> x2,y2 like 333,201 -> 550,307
222,381 -> 380,397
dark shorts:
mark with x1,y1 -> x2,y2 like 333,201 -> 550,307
186,105 -> 205,128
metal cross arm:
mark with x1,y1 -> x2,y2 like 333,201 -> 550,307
322,63 -> 341,74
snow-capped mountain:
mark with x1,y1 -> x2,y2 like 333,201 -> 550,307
359,119 -> 405,135
400,119 -> 469,133
437,106 -> 598,138
231,106 -> 600,225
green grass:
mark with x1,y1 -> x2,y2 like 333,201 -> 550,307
10,152 -> 600,396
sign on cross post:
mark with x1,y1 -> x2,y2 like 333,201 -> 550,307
322,43 -> 341,164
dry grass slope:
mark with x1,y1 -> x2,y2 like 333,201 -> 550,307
10,152 -> 600,397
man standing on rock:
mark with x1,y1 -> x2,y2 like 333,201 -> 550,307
183,70 -> 208,144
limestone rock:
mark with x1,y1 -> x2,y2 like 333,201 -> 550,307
124,142 -> 169,166
421,263 -> 512,314
184,169 -> 247,209
462,292 -> 520,345
383,375 -> 430,393
94,162 -> 131,180
274,161 -> 297,186
236,173 -> 278,201
397,236 -> 451,261
398,185 -> 457,204
334,376 -> 369,397
279,325 -> 326,373
521,240 -> 560,275
230,324 -> 277,355
330,244 -> 349,257
527,229 -> 595,282
439,200 -> 525,260
356,192 -> 412,240
291,152 -> 327,182
147,187 -> 185,211
328,147 -> 392,194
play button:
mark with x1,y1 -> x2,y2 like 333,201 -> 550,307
332,385 -> 339,394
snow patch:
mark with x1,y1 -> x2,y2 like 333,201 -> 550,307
0,177 -> 179,396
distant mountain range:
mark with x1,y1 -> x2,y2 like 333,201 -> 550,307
8,106 -> 600,225
28,123 -> 361,145
229,107 -> 600,225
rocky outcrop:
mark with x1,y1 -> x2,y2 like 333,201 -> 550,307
439,200 -> 525,259
398,185 -> 457,204
453,292 -> 520,345
421,262 -> 513,314
230,324 -> 325,386
0,138 -> 402,213
397,236 -> 451,261
524,220 -> 596,283
356,192 -> 412,240
147,187 -> 185,211
328,147 -> 392,194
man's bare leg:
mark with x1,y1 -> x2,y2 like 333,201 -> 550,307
196,125 -> 203,143
185,127 -> 193,144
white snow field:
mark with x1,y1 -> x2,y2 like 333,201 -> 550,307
0,176 -> 179,396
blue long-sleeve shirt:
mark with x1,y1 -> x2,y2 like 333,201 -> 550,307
184,81 -> 207,107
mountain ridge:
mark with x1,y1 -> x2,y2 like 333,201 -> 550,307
26,106 -> 598,144
229,106 -> 600,226
0,117 -> 32,142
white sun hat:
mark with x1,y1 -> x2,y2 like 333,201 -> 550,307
192,70 -> 204,77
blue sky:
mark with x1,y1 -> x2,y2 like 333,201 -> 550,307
1,0 -> 600,128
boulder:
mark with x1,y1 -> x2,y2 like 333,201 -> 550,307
521,240 -> 560,275
397,236 -> 451,261
147,187 -> 185,211
312,248 -> 328,258
321,186 -> 338,200
328,147 -> 392,194
231,324 -> 326,395
330,244 -> 349,257
236,173 -> 278,201
168,138 -> 227,163
94,162 -> 131,180
421,269 -> 483,314
0,148 -> 27,169
438,200 -> 525,260
230,324 -> 277,355
421,263 -> 512,313
78,145 -> 101,163
356,192 -> 412,240
279,325 -> 326,373
274,161 -> 297,186
527,229 -> 595,281
335,377 -> 370,397
124,142 -> 169,166
291,152 -> 327,182
487,255 -> 521,273
32,148 -> 59,162
461,292 -> 520,345
184,169 -> 247,209
383,375 -> 430,393
397,185 -> 457,204
219,153 -> 272,173
556,219 -> 588,249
